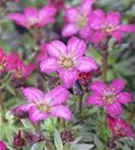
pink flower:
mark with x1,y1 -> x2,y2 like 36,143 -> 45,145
9,5 -> 57,29
6,53 -> 35,79
107,116 -> 135,137
0,141 -> 7,150
16,86 -> 72,123
90,9 -> 135,43
62,0 -> 95,39
0,48 -> 6,73
87,78 -> 131,116
40,37 -> 98,88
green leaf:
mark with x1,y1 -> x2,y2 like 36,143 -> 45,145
31,142 -> 45,150
54,130 -> 63,150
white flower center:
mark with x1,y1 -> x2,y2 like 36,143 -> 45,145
60,57 -> 74,69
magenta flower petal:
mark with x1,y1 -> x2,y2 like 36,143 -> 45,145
87,94 -> 104,106
81,0 -> 95,15
64,8 -> 78,22
106,11 -> 121,26
119,24 -> 135,33
92,31 -> 107,44
40,5 -> 57,18
62,24 -> 79,37
90,81 -> 107,95
8,14 -> 29,28
44,86 -> 69,106
90,10 -> 105,30
67,36 -> 86,57
24,7 -> 38,18
0,141 -> 7,150
117,92 -> 132,104
29,106 -> 48,123
22,87 -> 44,103
112,31 -> 123,42
50,105 -> 72,120
38,5 -> 57,26
17,104 -> 33,112
109,78 -> 125,94
106,102 -> 123,116
59,69 -> 78,88
40,58 -> 59,73
79,26 -> 93,40
46,41 -> 67,58
92,9 -> 105,18
76,56 -> 98,72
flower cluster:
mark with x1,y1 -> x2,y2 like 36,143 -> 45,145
0,0 -> 134,149
87,78 -> 134,137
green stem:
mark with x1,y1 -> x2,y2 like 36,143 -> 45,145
102,52 -> 109,81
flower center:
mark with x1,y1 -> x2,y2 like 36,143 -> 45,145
37,103 -> 50,112
77,13 -> 88,28
103,23 -> 119,33
103,90 -> 116,104
60,57 -> 74,69
29,17 -> 38,26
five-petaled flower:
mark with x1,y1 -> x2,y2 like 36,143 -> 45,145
107,116 -> 135,137
87,78 -> 131,116
15,86 -> 72,123
9,5 -> 57,29
62,0 -> 95,40
90,9 -> 135,43
40,36 -> 98,88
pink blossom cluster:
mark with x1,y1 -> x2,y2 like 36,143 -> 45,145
62,0 -> 135,43
6,0 -> 135,143
87,78 -> 134,137
0,47 -> 35,79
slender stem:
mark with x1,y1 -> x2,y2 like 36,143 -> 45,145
79,96 -> 83,118
102,52 -> 109,81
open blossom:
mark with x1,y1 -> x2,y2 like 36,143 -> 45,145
107,116 -> 135,137
40,37 -> 98,88
87,78 -> 131,116
15,86 -> 72,123
6,53 -> 35,79
0,141 -> 7,150
90,9 -> 135,43
9,5 -> 57,29
62,0 -> 95,39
